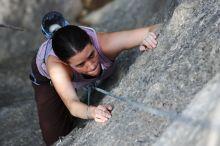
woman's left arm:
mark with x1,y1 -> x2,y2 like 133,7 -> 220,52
97,24 -> 160,60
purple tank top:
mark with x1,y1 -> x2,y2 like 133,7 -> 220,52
36,26 -> 115,89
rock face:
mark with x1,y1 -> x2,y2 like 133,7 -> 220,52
81,0 -> 112,11
0,0 -> 219,146
0,0 -> 82,146
0,0 -> 82,62
153,73 -> 220,146
55,0 -> 220,145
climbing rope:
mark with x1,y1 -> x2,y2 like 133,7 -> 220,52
84,83 -> 220,130
0,24 -> 24,31
85,83 -> 178,120
94,87 -> 179,119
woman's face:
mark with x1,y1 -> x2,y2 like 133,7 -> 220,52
68,44 -> 101,77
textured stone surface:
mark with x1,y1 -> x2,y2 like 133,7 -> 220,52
0,0 -> 82,62
55,0 -> 220,145
0,0 -> 219,145
153,73 -> 220,146
81,0 -> 112,11
0,0 -> 82,145
0,53 -> 44,146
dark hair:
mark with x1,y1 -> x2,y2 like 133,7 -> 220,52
52,25 -> 91,63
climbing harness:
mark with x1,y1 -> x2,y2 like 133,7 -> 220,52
29,72 -> 53,86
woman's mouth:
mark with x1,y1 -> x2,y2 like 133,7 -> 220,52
89,64 -> 100,76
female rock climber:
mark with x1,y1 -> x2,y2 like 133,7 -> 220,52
30,11 -> 159,145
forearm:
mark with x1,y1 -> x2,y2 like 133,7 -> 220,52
98,23 -> 160,60
69,100 -> 95,119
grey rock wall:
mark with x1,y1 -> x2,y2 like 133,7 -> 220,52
0,0 -> 82,62
0,0 -> 219,145
153,73 -> 220,146
55,0 -> 220,145
0,1 -> 82,146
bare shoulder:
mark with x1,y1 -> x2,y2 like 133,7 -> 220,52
47,55 -> 73,79
96,32 -> 108,50
96,31 -> 118,48
96,32 -> 118,60
96,31 -> 129,60
47,55 -> 65,71
47,55 -> 62,64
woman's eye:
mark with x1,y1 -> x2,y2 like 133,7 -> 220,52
77,62 -> 85,67
89,52 -> 94,59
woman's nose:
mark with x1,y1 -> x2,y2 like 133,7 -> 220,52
87,61 -> 96,71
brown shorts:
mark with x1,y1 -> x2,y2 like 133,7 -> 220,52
31,56 -> 76,146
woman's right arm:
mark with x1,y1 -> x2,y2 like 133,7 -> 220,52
47,56 -> 112,122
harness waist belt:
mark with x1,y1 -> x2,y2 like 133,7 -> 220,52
29,73 -> 52,86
